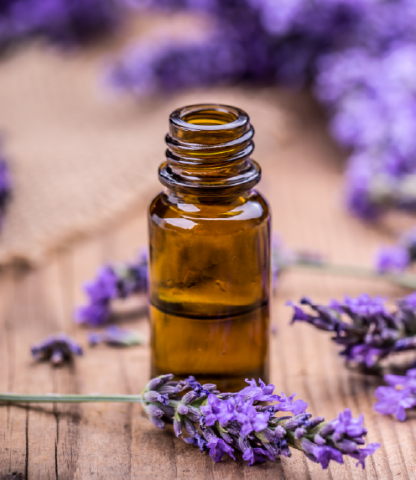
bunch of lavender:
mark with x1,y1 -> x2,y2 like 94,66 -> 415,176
106,0 -> 416,218
288,293 -> 416,370
316,42 -> 416,219
0,0 -> 125,49
106,0 -> 366,94
75,250 -> 147,326
0,374 -> 380,468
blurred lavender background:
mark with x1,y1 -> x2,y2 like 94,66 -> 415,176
2,0 -> 416,221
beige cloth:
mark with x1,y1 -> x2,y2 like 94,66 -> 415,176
0,44 -> 291,266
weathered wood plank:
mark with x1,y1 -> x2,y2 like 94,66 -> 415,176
0,274 -> 28,480
64,235 -> 132,479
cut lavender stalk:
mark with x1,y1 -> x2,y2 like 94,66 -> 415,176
75,249 -> 147,326
288,293 -> 416,370
88,325 -> 144,347
0,374 -> 380,468
31,332 -> 83,366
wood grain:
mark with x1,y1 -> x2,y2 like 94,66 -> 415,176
1,91 -> 415,479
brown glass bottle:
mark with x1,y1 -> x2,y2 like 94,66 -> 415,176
148,104 -> 271,392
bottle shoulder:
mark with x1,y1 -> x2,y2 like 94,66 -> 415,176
149,190 -> 270,233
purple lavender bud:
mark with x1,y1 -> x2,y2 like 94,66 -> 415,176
202,426 -> 217,443
173,419 -> 182,438
157,385 -> 180,395
320,423 -> 335,436
295,427 -> 307,439
225,423 -> 240,436
307,416 -> 325,428
143,391 -> 169,406
201,384 -> 217,392
314,434 -> 326,446
149,416 -> 165,429
158,404 -> 175,417
337,439 -> 360,453
147,374 -> 173,391
183,417 -> 198,437
177,404 -> 189,415
182,391 -> 198,405
301,438 -> 344,469
145,377 -> 163,391
275,425 -> 286,439
145,405 -> 164,419
281,418 -> 299,430
260,428 -> 276,442
186,406 -> 202,423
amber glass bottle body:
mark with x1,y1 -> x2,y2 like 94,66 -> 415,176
148,104 -> 271,392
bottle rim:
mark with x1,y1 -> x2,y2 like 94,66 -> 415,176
170,103 -> 249,132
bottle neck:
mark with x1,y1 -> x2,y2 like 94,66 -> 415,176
159,104 -> 261,196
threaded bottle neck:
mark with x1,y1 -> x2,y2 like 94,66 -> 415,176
159,104 -> 261,196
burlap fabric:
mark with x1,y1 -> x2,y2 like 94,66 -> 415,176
0,44 -> 291,267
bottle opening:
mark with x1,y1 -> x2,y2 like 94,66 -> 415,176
181,106 -> 239,127
171,104 -> 246,132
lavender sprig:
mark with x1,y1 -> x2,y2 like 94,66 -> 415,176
288,293 -> 416,369
75,249 -> 147,326
31,332 -> 83,365
0,374 -> 380,469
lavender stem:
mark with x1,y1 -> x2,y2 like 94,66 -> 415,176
0,393 -> 144,403
288,261 -> 416,290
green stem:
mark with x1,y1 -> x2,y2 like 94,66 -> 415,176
0,393 -> 143,403
288,261 -> 416,290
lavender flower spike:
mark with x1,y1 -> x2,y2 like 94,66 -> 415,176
75,249 -> 148,326
140,376 -> 380,468
31,332 -> 82,366
289,294 -> 416,369
0,373 -> 380,469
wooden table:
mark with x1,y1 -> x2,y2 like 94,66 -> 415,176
0,93 -> 414,479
